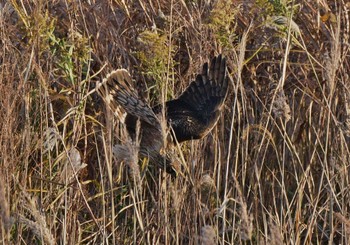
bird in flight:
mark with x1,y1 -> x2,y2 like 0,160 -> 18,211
97,54 -> 229,176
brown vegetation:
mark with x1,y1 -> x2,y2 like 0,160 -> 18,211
0,0 -> 349,244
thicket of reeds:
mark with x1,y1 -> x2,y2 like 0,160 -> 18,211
1,0 -> 349,244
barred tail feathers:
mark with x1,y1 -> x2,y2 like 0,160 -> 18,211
97,69 -> 159,126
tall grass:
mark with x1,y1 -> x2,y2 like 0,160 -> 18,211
0,0 -> 349,244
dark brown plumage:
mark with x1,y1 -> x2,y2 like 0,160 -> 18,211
97,54 -> 229,176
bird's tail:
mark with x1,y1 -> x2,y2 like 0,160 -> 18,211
97,69 -> 159,126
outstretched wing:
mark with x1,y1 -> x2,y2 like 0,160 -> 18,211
158,54 -> 229,143
97,69 -> 160,128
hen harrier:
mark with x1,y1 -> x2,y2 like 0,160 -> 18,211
97,54 -> 229,176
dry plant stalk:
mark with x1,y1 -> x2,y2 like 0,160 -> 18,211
16,188 -> 55,245
0,176 -> 12,231
1,0 -> 350,244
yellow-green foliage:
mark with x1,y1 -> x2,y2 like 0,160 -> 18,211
137,30 -> 169,75
254,0 -> 301,46
256,0 -> 299,17
208,0 -> 238,49
136,30 -> 175,101
51,30 -> 91,84
12,2 -> 56,53
12,1 -> 91,85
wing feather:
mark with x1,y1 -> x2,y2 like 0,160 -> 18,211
163,54 -> 229,142
97,69 -> 160,127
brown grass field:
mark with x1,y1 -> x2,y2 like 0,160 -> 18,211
1,0 -> 350,244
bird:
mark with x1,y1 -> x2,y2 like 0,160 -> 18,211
97,54 -> 229,176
